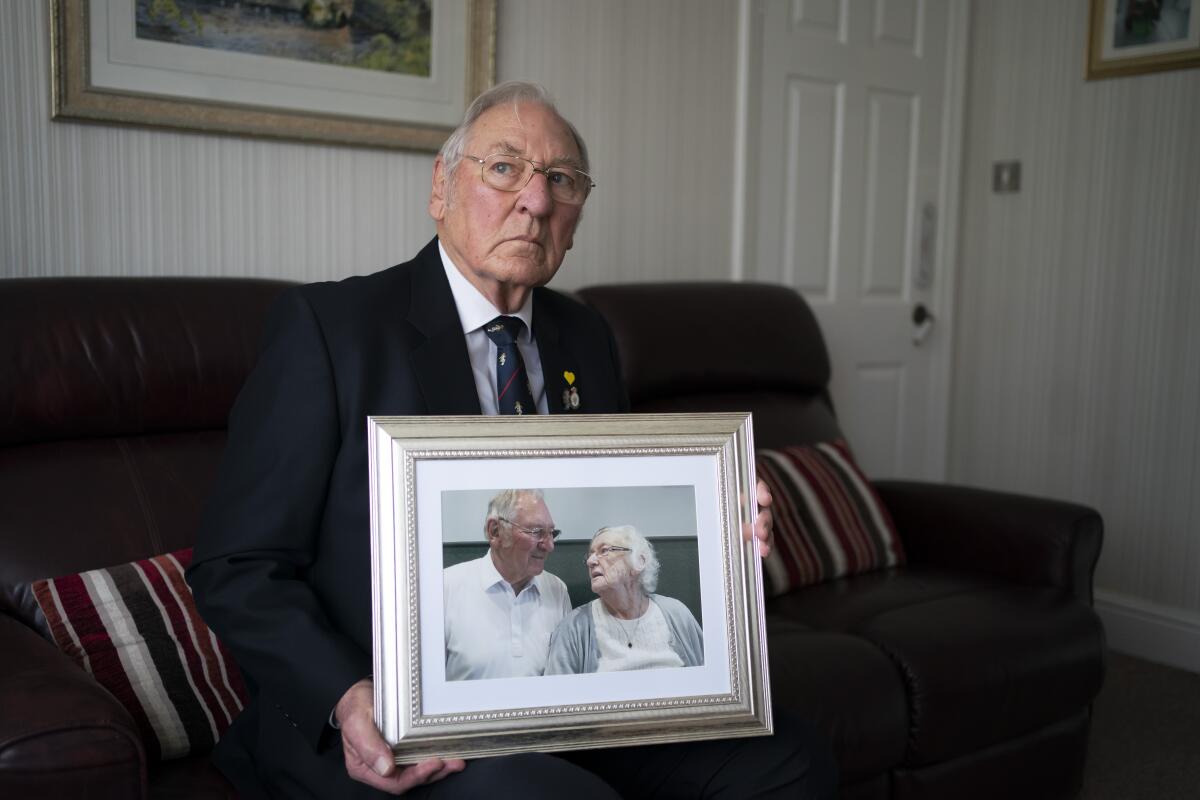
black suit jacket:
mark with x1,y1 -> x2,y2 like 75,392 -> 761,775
187,238 -> 628,795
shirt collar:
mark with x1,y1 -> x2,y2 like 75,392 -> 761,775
476,551 -> 542,596
439,240 -> 534,341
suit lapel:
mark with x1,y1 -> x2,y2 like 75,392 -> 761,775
533,291 -> 573,415
406,240 -> 482,415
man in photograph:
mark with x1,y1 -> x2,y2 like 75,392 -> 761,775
188,80 -> 833,798
443,489 -> 572,681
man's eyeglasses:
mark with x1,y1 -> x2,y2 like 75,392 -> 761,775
498,516 -> 561,543
465,153 -> 595,205
584,545 -> 632,565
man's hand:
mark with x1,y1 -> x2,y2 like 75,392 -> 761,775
742,479 -> 774,558
335,678 -> 466,794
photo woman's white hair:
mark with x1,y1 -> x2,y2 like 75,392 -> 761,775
593,524 -> 660,594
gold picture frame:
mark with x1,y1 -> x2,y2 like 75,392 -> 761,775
1087,0 -> 1200,80
50,0 -> 495,151
367,413 -> 772,763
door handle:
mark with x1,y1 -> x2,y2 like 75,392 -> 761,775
912,304 -> 935,345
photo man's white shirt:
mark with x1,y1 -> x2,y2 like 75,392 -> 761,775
443,553 -> 572,681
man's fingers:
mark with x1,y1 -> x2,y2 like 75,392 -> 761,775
757,478 -> 772,507
374,757 -> 465,795
429,759 -> 467,783
343,715 -> 396,777
337,679 -> 397,777
754,479 -> 774,557
754,509 -> 773,557
740,481 -> 774,538
742,518 -> 771,557
336,678 -> 465,794
345,747 -> 460,794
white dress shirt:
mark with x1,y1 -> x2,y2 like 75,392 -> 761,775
443,554 -> 572,681
439,242 -> 549,414
438,243 -> 565,681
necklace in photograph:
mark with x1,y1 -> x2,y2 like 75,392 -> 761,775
615,614 -> 642,648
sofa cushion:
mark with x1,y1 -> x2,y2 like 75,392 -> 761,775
765,566 -> 1006,632
0,277 -> 291,447
757,442 -> 905,595
859,587 -> 1106,766
766,619 -> 909,782
30,547 -> 247,762
0,432 -> 229,598
890,711 -> 1092,800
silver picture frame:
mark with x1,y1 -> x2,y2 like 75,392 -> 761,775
368,412 -> 771,763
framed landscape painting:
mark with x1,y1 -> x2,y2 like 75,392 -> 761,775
50,0 -> 495,150
1087,0 -> 1200,79
368,413 -> 773,763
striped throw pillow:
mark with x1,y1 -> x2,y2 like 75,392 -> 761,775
756,441 -> 904,596
31,547 -> 247,761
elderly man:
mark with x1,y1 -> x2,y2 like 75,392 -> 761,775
443,489 -> 571,681
189,81 -> 834,798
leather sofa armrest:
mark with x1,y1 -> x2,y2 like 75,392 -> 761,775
873,480 -> 1103,605
0,613 -> 146,798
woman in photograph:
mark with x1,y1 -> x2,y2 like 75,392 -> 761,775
545,525 -> 703,674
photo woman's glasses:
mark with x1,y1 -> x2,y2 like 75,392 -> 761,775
584,545 -> 632,565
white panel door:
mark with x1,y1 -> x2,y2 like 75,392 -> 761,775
740,0 -> 966,479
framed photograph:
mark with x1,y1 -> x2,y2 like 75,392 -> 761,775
49,0 -> 496,151
368,412 -> 772,763
1087,0 -> 1200,79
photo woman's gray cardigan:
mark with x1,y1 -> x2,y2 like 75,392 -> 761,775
543,594 -> 704,675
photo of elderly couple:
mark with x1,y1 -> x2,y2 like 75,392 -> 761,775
441,486 -> 704,682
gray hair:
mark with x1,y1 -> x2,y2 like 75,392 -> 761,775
593,525 -> 659,594
438,81 -> 590,179
485,489 -> 545,539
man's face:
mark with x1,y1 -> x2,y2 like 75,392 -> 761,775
430,102 -> 585,312
487,493 -> 557,589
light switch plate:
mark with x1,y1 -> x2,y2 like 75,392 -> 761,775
993,161 -> 1021,193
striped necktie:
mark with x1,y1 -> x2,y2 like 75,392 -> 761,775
482,316 -> 537,415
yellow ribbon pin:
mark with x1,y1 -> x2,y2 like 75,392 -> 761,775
563,371 -> 576,386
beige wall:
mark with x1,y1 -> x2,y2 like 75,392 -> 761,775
0,0 -> 737,287
953,0 -> 1200,667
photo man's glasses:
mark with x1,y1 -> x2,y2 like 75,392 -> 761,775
498,516 -> 561,543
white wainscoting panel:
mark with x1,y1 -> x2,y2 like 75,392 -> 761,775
783,78 -> 842,297
953,0 -> 1200,660
873,0 -> 919,52
791,0 -> 844,39
862,88 -> 916,297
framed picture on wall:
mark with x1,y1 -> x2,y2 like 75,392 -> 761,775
49,0 -> 495,150
368,412 -> 772,763
1087,0 -> 1200,79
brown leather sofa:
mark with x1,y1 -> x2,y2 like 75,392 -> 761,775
577,283 -> 1106,800
0,277 -> 1105,799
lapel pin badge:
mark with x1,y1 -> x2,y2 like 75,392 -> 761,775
562,370 -> 581,411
